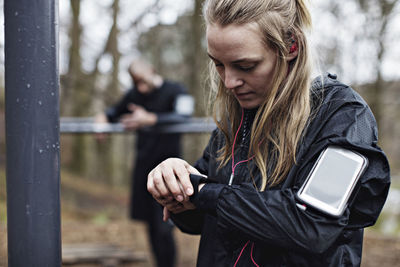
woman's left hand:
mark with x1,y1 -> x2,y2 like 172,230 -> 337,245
161,200 -> 196,221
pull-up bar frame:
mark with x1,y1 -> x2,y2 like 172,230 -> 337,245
4,0 -> 61,266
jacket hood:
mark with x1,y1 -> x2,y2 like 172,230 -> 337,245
311,72 -> 344,91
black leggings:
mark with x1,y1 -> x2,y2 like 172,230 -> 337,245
147,211 -> 176,267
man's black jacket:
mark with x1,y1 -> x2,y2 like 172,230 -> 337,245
106,80 -> 189,221
172,74 -> 390,266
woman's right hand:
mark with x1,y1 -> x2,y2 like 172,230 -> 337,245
147,157 -> 201,205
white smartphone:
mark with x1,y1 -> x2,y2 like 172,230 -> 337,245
296,146 -> 368,217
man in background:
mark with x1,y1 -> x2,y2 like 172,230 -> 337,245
96,58 -> 193,267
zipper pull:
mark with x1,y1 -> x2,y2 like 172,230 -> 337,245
228,173 -> 234,186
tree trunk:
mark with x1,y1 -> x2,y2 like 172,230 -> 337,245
63,0 -> 87,174
95,0 -> 123,186
190,0 -> 207,116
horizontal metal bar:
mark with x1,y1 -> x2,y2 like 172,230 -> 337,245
60,117 -> 217,134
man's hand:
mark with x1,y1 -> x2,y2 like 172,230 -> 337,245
120,104 -> 157,131
94,113 -> 109,142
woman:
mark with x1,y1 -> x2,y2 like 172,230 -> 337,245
147,0 -> 390,266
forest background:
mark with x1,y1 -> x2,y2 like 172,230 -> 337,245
0,0 -> 400,266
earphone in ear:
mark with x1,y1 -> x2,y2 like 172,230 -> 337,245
289,37 -> 298,53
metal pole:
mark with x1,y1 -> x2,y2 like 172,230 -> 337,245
4,0 -> 61,266
59,117 -> 217,134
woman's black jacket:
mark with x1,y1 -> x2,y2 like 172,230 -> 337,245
171,74 -> 390,266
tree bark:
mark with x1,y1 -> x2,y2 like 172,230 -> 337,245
190,0 -> 207,116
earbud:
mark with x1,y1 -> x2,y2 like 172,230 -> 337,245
289,43 -> 297,53
289,37 -> 298,53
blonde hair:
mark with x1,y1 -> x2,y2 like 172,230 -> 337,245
204,0 -> 313,190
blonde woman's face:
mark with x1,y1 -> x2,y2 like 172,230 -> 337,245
207,23 -> 278,109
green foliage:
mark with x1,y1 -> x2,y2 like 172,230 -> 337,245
370,211 -> 400,236
92,213 -> 110,225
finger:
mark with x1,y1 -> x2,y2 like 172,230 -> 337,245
125,124 -> 139,131
165,201 -> 182,210
147,168 -> 172,201
182,200 -> 196,210
169,162 -> 195,197
159,161 -> 187,202
121,119 -> 139,130
127,103 -> 139,112
168,204 -> 187,214
157,196 -> 175,206
163,207 -> 170,222
120,114 -> 132,121
154,196 -> 172,206
148,168 -> 171,199
165,199 -> 195,214
177,181 -> 189,202
147,170 -> 161,199
120,116 -> 130,123
186,164 -> 202,176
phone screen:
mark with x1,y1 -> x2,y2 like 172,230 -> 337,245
303,149 -> 363,209
298,146 -> 368,216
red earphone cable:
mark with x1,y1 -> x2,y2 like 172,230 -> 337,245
233,241 -> 259,267
230,108 -> 259,267
233,241 -> 249,267
231,108 -> 256,178
250,242 -> 260,267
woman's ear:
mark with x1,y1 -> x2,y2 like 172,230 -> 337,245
287,36 -> 299,61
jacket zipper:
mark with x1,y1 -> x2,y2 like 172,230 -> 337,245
229,110 -> 251,186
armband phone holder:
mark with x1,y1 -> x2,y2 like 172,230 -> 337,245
296,146 -> 368,217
